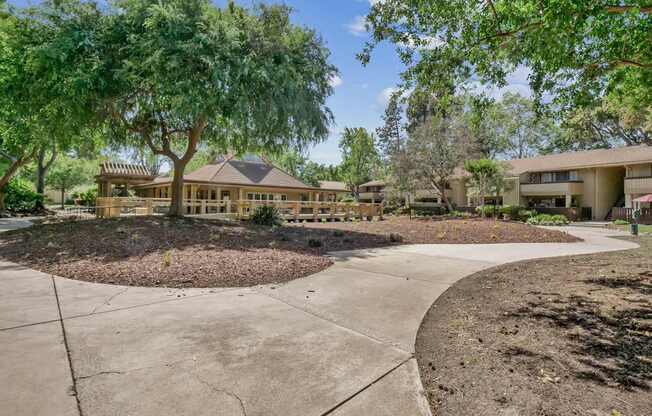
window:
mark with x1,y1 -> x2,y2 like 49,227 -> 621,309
247,192 -> 288,201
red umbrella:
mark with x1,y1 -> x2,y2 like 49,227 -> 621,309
634,194 -> 652,203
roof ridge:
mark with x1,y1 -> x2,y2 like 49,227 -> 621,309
259,155 -> 316,189
208,153 -> 236,182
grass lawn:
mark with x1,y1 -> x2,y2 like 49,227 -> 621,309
610,223 -> 652,234
416,236 -> 651,416
0,215 -> 579,288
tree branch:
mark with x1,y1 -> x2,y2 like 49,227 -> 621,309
606,6 -> 652,14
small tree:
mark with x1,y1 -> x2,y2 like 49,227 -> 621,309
464,159 -> 503,217
407,116 -> 467,212
339,127 -> 380,200
45,158 -> 91,209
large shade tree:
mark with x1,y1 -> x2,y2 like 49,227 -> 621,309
0,1 -> 99,212
41,0 -> 336,216
360,1 -> 651,111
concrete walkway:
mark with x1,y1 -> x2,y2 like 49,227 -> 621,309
0,226 -> 638,416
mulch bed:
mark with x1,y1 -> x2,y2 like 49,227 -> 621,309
416,237 -> 652,416
0,216 -> 579,288
297,216 -> 581,244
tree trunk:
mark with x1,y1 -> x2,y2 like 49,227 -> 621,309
35,145 -> 57,195
60,188 -> 65,210
168,160 -> 187,217
0,151 -> 33,215
0,190 -> 6,215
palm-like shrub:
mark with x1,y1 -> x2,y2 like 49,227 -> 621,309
251,205 -> 282,226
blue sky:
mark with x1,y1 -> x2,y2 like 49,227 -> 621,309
10,0 -> 532,165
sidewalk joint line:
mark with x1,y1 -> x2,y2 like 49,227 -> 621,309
319,357 -> 413,416
51,276 -> 84,416
254,288 -> 411,355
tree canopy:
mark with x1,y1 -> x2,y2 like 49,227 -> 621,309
361,1 -> 651,112
339,127 -> 381,199
38,0 -> 337,215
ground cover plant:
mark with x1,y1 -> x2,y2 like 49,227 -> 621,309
301,216 -> 580,245
416,237 -> 652,416
0,215 -> 580,288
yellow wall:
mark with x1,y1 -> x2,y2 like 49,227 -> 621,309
502,177 -> 520,205
594,167 -> 625,220
627,163 -> 652,178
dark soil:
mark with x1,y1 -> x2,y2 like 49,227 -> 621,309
416,237 -> 652,416
299,216 -> 581,244
0,216 -> 579,288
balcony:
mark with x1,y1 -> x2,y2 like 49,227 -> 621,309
520,181 -> 584,196
358,192 -> 384,201
624,176 -> 652,194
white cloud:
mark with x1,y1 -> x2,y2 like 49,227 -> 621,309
329,74 -> 343,88
346,15 -> 368,37
377,86 -> 399,106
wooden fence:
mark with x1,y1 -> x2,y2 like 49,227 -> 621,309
95,197 -> 383,221
611,207 -> 652,224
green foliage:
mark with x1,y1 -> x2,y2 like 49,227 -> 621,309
475,205 -> 499,218
71,188 -> 97,207
361,1 -> 652,113
526,214 -> 569,226
465,159 -> 505,215
613,219 -> 629,225
46,157 -> 93,195
271,150 -> 343,187
37,0 -> 337,216
307,238 -> 322,248
251,205 -> 282,227
447,210 -> 473,219
339,127 -> 381,197
3,178 -> 43,212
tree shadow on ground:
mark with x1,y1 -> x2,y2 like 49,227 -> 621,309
508,279 -> 652,391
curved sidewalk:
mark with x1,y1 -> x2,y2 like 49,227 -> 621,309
0,226 -> 637,416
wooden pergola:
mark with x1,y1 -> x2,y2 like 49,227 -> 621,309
95,162 -> 156,197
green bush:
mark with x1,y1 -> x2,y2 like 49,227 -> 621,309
476,205 -> 499,217
517,209 -> 537,221
72,188 -> 97,207
613,219 -> 629,225
307,238 -> 322,248
499,205 -> 527,219
447,210 -> 473,218
526,213 -> 569,226
251,205 -> 282,226
3,179 -> 44,212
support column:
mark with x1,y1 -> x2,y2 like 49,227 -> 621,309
565,194 -> 572,208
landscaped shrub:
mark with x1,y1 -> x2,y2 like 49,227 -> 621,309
388,232 -> 403,243
251,205 -> 282,226
499,205 -> 523,220
613,219 -> 629,225
517,209 -> 537,221
307,238 -> 322,248
333,229 -> 345,237
476,205 -> 499,217
3,179 -> 44,212
72,188 -> 97,207
526,213 -> 569,226
447,210 -> 473,219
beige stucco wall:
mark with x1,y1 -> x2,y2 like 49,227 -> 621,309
502,177 -> 520,205
579,168 -> 596,210
449,179 -> 468,207
594,167 -> 625,220
627,163 -> 652,178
